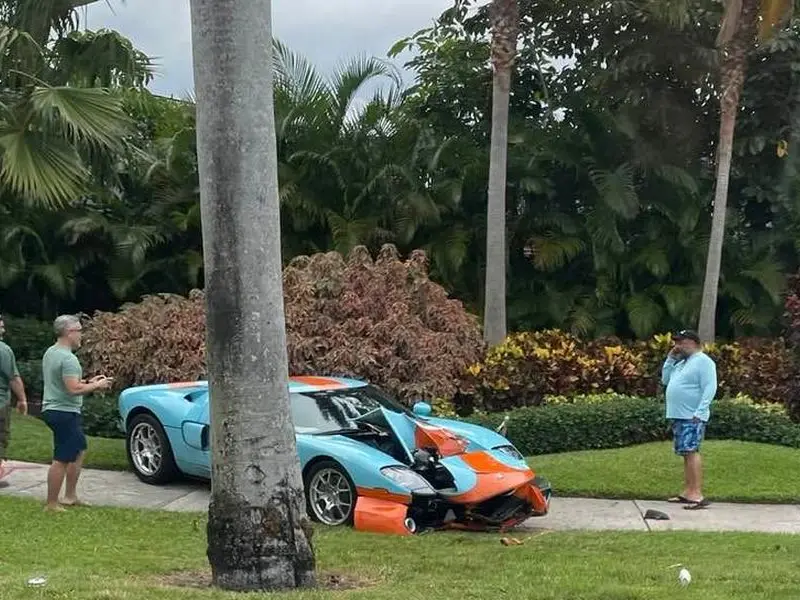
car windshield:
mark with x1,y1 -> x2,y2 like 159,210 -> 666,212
290,385 -> 412,434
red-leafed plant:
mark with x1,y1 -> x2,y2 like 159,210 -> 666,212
78,245 -> 485,403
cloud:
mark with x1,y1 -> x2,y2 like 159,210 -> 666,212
83,0 -> 454,98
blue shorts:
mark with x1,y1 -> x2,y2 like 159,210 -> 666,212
672,419 -> 706,455
42,410 -> 87,463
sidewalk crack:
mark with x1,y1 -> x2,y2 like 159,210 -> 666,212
633,499 -> 652,531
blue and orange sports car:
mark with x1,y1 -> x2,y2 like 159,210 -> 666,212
118,376 -> 552,535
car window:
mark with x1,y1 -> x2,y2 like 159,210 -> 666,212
289,385 -> 412,433
290,392 -> 351,433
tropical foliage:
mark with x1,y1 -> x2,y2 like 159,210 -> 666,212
455,329 -> 795,413
3,0 -> 800,347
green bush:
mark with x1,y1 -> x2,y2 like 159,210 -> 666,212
81,394 -> 123,439
462,397 -> 800,456
16,359 -> 42,402
2,316 -> 53,361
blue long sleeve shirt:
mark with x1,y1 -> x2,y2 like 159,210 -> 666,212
661,351 -> 718,422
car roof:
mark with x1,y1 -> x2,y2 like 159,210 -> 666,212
128,376 -> 369,395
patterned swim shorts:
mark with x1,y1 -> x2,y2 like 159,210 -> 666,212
672,419 -> 706,455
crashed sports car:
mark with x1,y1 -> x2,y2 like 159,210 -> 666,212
118,376 -> 551,535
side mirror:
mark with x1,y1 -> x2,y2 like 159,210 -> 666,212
412,401 -> 432,417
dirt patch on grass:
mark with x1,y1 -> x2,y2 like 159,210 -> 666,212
154,569 -> 375,591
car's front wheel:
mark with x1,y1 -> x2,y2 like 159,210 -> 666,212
304,460 -> 357,527
126,413 -> 179,485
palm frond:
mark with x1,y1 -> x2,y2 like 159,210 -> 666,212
585,206 -> 625,253
527,232 -> 585,271
326,212 -> 378,254
625,292 -> 664,339
50,28 -> 153,88
272,38 -> 328,108
425,226 -> 471,281
652,164 -> 699,195
739,259 -> 786,304
30,262 -> 75,298
28,85 -> 132,149
328,54 -> 403,132
0,129 -> 88,208
634,243 -> 670,278
656,284 -> 694,320
588,161 -> 640,219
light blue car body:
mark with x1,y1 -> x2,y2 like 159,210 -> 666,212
117,377 -> 528,499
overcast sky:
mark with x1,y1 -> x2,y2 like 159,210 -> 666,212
82,0 -> 462,98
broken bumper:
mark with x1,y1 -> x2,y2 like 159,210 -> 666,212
353,475 -> 552,536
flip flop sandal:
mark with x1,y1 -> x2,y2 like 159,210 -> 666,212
683,499 -> 710,510
667,495 -> 692,503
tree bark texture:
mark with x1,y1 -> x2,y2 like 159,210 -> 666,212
483,0 -> 518,346
698,0 -> 759,342
188,0 -> 315,591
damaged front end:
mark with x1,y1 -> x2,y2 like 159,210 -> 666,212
353,440 -> 552,536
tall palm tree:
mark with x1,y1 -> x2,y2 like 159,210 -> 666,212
188,0 -> 315,591
698,0 -> 794,341
483,0 -> 519,346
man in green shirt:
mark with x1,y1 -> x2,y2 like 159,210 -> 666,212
41,314 -> 112,511
0,314 -> 28,485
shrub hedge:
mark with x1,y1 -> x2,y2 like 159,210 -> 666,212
78,245 -> 485,403
15,359 -> 43,403
456,330 -> 796,415
1,316 -> 53,361
463,397 -> 800,456
82,395 -> 124,439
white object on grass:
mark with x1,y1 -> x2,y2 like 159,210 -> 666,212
678,568 -> 692,586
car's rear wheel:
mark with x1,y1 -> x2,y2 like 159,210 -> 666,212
304,460 -> 356,527
126,413 -> 179,485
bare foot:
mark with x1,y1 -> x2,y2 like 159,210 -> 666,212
44,504 -> 66,512
60,497 -> 91,507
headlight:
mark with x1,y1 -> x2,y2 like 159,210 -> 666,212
493,444 -> 524,461
380,466 -> 436,495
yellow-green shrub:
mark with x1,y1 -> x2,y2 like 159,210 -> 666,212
456,329 -> 794,414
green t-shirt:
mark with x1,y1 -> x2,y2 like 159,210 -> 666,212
0,341 -> 20,408
42,344 -> 83,413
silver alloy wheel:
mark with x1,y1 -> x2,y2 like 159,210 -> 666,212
130,421 -> 163,477
308,467 -> 354,526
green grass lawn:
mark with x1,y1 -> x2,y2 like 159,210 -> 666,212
1,494 -> 799,600
10,412 -> 800,504
532,440 -> 800,504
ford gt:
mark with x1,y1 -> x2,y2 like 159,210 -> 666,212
117,376 -> 552,535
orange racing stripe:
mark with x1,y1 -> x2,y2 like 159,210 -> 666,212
290,376 -> 348,389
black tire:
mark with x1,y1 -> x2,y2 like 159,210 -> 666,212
303,460 -> 357,527
126,412 -> 180,485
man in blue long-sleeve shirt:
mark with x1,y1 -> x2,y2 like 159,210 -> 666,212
661,329 -> 717,510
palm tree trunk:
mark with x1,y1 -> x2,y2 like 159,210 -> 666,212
484,68 -> 511,346
698,0 -> 758,342
483,0 -> 518,346
188,0 -> 315,591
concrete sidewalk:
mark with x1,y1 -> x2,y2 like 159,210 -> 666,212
2,459 -> 799,534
